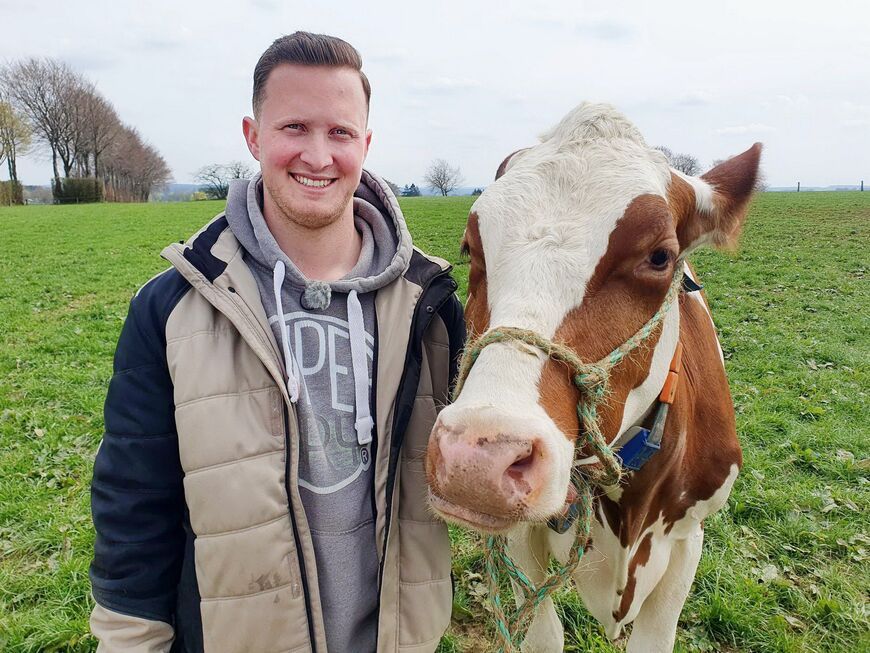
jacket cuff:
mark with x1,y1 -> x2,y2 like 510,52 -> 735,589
91,601 -> 174,653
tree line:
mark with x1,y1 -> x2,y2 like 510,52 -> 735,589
0,58 -> 170,204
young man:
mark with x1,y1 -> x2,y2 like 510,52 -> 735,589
89,32 -> 464,653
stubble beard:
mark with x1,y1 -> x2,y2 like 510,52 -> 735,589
265,174 -> 356,231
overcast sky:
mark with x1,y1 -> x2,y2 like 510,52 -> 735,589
2,0 -> 868,188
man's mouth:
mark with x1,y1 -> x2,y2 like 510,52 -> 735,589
291,173 -> 335,188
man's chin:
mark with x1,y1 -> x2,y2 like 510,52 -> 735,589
268,190 -> 348,231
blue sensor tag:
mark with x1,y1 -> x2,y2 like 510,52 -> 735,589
617,426 -> 661,471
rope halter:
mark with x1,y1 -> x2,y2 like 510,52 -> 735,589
451,258 -> 686,653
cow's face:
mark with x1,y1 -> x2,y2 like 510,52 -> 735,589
426,103 -> 760,533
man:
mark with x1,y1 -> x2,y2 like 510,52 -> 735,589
89,32 -> 464,653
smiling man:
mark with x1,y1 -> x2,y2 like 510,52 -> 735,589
89,32 -> 464,653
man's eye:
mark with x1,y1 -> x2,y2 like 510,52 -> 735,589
332,128 -> 351,137
285,123 -> 303,131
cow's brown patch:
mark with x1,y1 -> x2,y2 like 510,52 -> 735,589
668,173 -> 702,250
462,211 -> 491,337
701,143 -> 762,226
614,532 -> 654,622
495,148 -> 529,180
588,288 -> 743,549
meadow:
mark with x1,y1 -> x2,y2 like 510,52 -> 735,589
0,191 -> 867,652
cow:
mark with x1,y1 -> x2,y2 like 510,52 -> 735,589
426,102 -> 761,652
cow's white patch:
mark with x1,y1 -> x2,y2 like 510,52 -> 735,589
618,301 -> 681,436
684,263 -> 726,365
673,169 -> 715,215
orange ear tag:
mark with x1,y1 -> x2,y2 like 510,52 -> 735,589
658,341 -> 683,405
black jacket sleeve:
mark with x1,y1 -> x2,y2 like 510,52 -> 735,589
90,270 -> 190,623
437,289 -> 466,396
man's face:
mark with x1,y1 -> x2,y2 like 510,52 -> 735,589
243,64 -> 371,230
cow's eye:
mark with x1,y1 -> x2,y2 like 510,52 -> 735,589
649,249 -> 671,270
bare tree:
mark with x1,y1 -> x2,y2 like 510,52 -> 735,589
0,98 -> 32,186
670,153 -> 701,176
195,161 -> 254,199
102,125 -> 171,202
1,58 -> 87,195
654,145 -> 701,176
653,145 -> 673,162
424,158 -> 464,196
2,57 -> 174,203
68,82 -> 121,178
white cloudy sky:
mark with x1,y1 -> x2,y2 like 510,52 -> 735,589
2,0 -> 868,188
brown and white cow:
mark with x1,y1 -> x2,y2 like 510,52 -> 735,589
426,103 -> 760,652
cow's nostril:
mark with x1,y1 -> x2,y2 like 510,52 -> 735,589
506,452 -> 535,481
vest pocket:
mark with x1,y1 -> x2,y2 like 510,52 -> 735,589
176,386 -> 285,471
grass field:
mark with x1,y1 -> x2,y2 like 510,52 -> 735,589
0,191 -> 867,652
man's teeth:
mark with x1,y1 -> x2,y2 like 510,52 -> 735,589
293,175 -> 333,188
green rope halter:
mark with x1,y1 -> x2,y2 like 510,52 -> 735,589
451,260 -> 686,653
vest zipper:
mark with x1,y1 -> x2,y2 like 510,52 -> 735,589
283,405 -> 319,653
375,270 -> 457,591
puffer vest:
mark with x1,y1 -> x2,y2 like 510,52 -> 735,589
90,214 -> 464,653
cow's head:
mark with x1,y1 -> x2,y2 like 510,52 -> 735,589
426,102 -> 760,533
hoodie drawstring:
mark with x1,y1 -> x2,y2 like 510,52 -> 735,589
273,261 -> 300,403
347,290 -> 373,445
272,261 -> 372,443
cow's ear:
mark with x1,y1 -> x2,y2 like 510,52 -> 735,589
495,148 -> 529,180
672,143 -> 762,252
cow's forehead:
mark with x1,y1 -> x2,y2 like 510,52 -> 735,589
470,109 -> 672,337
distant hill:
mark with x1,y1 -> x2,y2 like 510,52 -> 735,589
151,183 -> 201,201
768,185 -> 864,192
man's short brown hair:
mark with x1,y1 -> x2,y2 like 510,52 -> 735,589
252,32 -> 371,117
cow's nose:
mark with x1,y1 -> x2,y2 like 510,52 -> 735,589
429,426 -> 545,517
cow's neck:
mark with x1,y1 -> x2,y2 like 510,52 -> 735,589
618,296 -> 682,435
571,296 -> 681,473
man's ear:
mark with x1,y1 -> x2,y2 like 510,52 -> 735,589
669,143 -> 763,252
242,116 -> 260,161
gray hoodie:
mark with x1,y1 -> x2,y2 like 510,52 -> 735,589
226,171 -> 413,652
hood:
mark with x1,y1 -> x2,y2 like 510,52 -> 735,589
225,169 -> 413,305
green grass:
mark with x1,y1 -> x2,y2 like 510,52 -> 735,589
1,192 -> 868,652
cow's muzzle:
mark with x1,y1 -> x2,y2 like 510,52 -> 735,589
425,407 -> 564,532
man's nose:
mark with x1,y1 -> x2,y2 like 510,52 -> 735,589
299,135 -> 333,170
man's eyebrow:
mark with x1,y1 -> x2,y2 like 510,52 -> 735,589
270,115 -> 307,124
